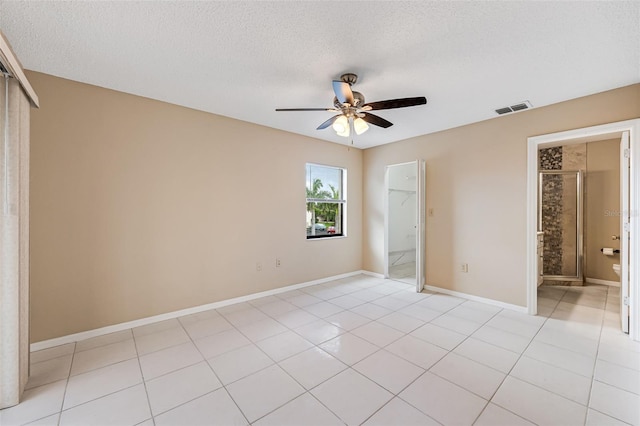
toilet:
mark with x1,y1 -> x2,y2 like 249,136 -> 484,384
613,263 -> 621,277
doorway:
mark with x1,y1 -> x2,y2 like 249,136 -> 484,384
384,160 -> 426,292
527,119 -> 640,341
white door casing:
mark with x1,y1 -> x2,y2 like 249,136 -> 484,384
527,119 -> 640,342
621,131 -> 630,333
416,160 -> 426,292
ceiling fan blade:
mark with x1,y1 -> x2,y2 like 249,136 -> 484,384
275,108 -> 333,111
362,112 -> 393,128
317,114 -> 342,130
332,81 -> 355,105
363,97 -> 427,111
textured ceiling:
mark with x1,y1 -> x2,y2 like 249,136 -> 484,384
1,1 -> 638,149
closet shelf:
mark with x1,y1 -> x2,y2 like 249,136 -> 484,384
389,189 -> 416,194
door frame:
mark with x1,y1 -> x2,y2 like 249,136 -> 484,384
526,119 -> 640,341
621,131 -> 630,333
384,160 -> 426,292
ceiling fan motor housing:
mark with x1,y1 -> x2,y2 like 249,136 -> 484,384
334,91 -> 365,109
340,73 -> 358,85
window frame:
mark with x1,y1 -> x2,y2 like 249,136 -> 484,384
305,163 -> 347,240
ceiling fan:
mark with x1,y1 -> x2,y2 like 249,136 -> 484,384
275,73 -> 427,139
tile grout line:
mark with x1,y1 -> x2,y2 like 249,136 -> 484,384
356,292 -> 492,423
245,279 -> 413,424
54,341 -> 75,426
334,290 -> 494,425
471,300 -> 556,425
586,284 -> 623,425
24,279 -> 631,426
264,292 -> 406,425
438,305 -> 568,425
179,310 -> 253,425
419,303 -> 505,426
131,328 -> 157,426
486,285 -> 611,425
232,298 -> 364,425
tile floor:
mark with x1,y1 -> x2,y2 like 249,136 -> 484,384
1,277 -> 639,426
388,261 -> 416,285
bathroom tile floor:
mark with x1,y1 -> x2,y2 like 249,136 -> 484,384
2,278 -> 639,426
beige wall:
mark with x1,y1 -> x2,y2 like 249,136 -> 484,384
27,69 -> 640,340
585,139 -> 621,282
27,71 -> 363,342
363,84 -> 640,307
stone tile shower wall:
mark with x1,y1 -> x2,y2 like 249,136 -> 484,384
539,145 -> 585,285
539,147 -> 564,276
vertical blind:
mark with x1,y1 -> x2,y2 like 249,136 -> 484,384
0,73 -> 31,409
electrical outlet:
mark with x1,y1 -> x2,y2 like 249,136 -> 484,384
461,263 -> 468,273
256,262 -> 262,272
276,258 -> 281,267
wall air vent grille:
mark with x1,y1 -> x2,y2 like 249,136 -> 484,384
495,100 -> 533,115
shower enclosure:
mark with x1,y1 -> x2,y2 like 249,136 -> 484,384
538,170 -> 584,283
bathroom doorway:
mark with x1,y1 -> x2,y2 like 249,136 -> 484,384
384,160 -> 426,292
527,119 -> 640,341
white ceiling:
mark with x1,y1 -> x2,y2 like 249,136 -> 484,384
1,1 -> 638,149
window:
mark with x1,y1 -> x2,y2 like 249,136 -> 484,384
306,163 -> 346,239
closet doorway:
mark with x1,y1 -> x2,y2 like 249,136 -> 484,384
384,160 -> 426,292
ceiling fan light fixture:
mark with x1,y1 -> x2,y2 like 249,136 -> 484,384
275,72 -> 427,142
354,117 -> 369,135
332,115 -> 350,137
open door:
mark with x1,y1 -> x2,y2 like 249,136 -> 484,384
621,131 -> 630,334
416,160 -> 426,292
385,160 -> 426,292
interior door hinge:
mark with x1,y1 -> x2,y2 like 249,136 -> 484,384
624,223 -> 631,233
624,296 -> 630,306
624,149 -> 630,158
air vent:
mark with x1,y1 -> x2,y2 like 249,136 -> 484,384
495,100 -> 533,115
510,103 -> 529,111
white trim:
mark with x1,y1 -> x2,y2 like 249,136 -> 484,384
361,269 -> 385,279
383,166 -> 390,279
417,160 -> 426,293
30,270 -> 370,352
527,129 -> 539,316
585,277 -> 620,287
527,119 -> 640,342
423,284 -> 528,314
0,31 -> 38,107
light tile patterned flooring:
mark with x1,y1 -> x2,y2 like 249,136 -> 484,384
2,276 -> 639,426
388,261 -> 416,285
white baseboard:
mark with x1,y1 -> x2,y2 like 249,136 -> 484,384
423,284 -> 528,314
30,270 -> 373,352
30,270 -> 527,352
360,270 -> 385,279
585,277 -> 620,287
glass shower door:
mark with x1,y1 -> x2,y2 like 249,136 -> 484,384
538,170 -> 583,282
